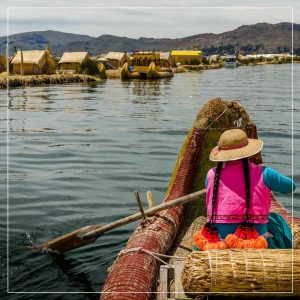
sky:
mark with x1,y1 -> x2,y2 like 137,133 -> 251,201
0,0 -> 300,38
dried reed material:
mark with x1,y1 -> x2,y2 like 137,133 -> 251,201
195,97 -> 253,130
105,69 -> 121,79
182,64 -> 221,70
292,223 -> 300,249
182,249 -> 300,294
11,50 -> 49,65
105,52 -> 128,61
0,74 -> 98,88
173,66 -> 188,73
59,52 -> 89,64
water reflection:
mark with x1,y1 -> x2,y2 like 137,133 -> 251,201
121,79 -> 164,97
9,89 -> 55,112
122,80 -> 166,119
79,81 -> 101,94
131,79 -> 162,97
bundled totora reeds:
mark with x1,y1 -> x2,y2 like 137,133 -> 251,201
0,74 -> 98,89
182,249 -> 300,295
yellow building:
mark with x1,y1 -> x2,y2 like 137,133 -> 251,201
11,50 -> 56,75
171,50 -> 202,65
58,52 -> 90,71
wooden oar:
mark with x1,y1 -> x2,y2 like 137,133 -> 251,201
39,189 -> 206,254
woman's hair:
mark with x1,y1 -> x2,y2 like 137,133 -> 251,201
210,161 -> 223,223
242,158 -> 251,221
210,158 -> 251,223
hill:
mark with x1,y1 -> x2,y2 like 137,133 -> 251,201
63,22 -> 300,55
0,30 -> 93,55
1,23 -> 299,56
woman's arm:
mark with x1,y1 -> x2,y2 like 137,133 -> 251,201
263,166 -> 296,193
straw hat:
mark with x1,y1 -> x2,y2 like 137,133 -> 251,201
209,129 -> 263,162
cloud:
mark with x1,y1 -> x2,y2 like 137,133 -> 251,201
0,1 -> 297,37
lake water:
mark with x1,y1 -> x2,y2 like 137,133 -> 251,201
1,64 -> 299,299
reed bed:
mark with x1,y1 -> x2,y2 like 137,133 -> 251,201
182,249 -> 300,295
0,74 -> 98,88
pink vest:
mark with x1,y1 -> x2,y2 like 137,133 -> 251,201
206,161 -> 271,224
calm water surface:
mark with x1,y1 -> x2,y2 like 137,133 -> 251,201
1,64 -> 299,299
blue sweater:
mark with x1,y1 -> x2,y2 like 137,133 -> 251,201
262,167 -> 296,193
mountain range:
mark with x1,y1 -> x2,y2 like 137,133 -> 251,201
1,22 -> 299,56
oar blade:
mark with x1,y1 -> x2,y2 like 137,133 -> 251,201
36,189 -> 206,254
40,225 -> 100,254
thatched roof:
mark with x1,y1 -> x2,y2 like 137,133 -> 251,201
97,57 -> 108,62
59,52 -> 89,64
11,50 -> 48,65
105,52 -> 127,61
159,52 -> 171,60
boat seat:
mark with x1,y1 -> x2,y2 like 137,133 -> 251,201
158,259 -> 193,300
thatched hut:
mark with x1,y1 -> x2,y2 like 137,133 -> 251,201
0,53 -> 6,73
159,52 -> 172,67
11,50 -> 56,75
58,52 -> 90,72
171,50 -> 202,65
104,52 -> 130,69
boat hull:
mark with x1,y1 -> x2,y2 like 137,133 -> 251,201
120,62 -> 141,79
147,62 -> 174,79
121,62 -> 174,80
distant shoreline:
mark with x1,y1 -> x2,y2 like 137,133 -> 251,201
1,62 -> 298,89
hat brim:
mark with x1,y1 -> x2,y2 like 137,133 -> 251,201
209,139 -> 263,162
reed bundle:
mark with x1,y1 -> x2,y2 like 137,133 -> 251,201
105,69 -> 120,79
182,249 -> 300,295
0,74 -> 97,88
292,223 -> 300,249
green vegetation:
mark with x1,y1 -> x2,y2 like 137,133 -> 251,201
98,63 -> 107,79
202,57 -> 210,65
279,56 -> 292,63
202,43 -> 235,55
79,60 -> 99,76
294,56 -> 300,61
240,44 -> 264,53
190,58 -> 201,65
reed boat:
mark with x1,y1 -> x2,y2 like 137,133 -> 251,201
100,98 -> 299,300
147,62 -> 174,79
120,62 -> 173,80
120,62 -> 141,79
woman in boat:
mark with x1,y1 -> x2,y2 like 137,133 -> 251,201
194,128 -> 296,250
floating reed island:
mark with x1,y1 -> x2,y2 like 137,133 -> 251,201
0,74 -> 98,89
181,63 -> 221,71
